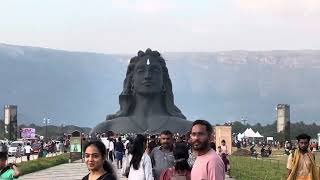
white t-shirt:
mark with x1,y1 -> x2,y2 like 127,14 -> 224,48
221,145 -> 228,154
124,140 -> 130,149
128,153 -> 154,180
25,145 -> 33,154
109,141 -> 114,151
101,138 -> 110,150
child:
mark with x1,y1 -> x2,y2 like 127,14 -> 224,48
160,143 -> 191,180
217,146 -> 222,156
221,140 -> 228,155
14,144 -> 21,163
221,153 -> 231,178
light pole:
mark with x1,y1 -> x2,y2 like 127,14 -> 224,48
241,117 -> 248,126
61,122 -> 65,139
43,117 -> 50,141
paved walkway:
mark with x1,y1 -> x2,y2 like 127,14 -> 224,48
20,161 -> 88,180
20,160 -> 125,180
20,160 -> 235,180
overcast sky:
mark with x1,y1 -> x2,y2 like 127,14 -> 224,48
1,0 -> 319,54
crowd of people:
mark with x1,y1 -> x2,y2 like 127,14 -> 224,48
0,138 -> 66,179
83,120 -> 227,180
1,120 -> 319,180
85,124 -> 320,180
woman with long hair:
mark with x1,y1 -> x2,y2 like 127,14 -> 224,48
128,134 -> 153,180
82,141 -> 117,180
160,143 -> 191,180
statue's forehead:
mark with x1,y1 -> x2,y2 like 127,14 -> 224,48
135,56 -> 161,66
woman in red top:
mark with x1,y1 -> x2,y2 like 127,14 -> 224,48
160,143 -> 191,180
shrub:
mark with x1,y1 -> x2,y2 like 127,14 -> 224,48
19,153 -> 69,175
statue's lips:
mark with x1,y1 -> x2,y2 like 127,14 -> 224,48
142,81 -> 153,86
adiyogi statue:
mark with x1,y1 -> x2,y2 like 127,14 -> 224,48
91,49 -> 192,134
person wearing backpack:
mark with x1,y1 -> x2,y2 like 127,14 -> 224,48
160,143 -> 191,180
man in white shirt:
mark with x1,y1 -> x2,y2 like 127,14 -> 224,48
124,139 -> 130,155
101,137 -> 110,160
24,143 -> 33,161
109,138 -> 114,162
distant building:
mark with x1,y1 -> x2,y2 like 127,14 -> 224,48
276,104 -> 290,141
4,105 -> 18,140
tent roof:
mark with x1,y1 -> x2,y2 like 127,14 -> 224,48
254,131 -> 263,138
243,128 -> 256,137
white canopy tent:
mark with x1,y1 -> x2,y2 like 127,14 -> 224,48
254,131 -> 263,138
243,128 -> 256,138
237,128 -> 264,140
237,133 -> 244,141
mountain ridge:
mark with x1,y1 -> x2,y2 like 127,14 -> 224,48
1,43 -> 319,127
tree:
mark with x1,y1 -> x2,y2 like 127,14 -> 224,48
232,120 -> 320,140
0,120 -> 4,139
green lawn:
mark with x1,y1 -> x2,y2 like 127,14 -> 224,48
230,153 -> 320,180
268,154 -> 320,165
19,153 -> 69,175
230,156 -> 288,180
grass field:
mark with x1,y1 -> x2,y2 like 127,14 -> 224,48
230,156 -> 288,180
230,148 -> 320,180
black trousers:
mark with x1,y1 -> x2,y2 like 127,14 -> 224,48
26,153 -> 31,161
108,151 -> 114,162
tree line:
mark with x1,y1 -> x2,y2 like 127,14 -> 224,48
231,121 -> 320,140
0,120 -> 91,140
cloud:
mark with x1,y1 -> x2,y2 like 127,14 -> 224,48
237,0 -> 320,16
111,0 -> 130,9
135,0 -> 176,14
191,26 -> 210,33
110,0 -> 176,14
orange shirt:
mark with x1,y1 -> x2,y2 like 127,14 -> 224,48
287,152 -> 312,177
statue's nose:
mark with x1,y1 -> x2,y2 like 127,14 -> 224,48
144,68 -> 151,79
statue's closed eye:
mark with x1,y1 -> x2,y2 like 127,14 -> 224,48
150,67 -> 161,73
136,67 -> 146,73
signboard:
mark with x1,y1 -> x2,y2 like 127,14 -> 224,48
70,137 -> 81,153
267,137 -> 274,141
4,108 -> 10,125
21,128 -> 36,139
69,131 -> 82,162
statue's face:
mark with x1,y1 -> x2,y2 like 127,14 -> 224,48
133,56 -> 164,95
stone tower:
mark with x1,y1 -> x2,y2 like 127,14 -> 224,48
4,105 -> 18,140
276,104 -> 290,141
